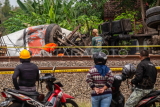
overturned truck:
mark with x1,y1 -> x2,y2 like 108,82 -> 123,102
1,24 -> 92,56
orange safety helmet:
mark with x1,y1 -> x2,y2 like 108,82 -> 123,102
19,49 -> 31,59
57,53 -> 64,56
42,43 -> 57,53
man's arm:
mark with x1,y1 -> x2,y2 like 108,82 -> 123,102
86,70 -> 95,89
12,66 -> 20,90
131,64 -> 144,85
105,70 -> 114,88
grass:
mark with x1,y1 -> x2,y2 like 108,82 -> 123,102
75,100 -> 160,107
77,102 -> 91,107
75,99 -> 91,107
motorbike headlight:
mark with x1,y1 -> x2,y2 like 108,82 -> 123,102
1,92 -> 11,98
6,93 -> 12,98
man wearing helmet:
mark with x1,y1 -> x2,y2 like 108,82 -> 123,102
86,52 -> 114,107
12,49 -> 39,92
125,50 -> 157,107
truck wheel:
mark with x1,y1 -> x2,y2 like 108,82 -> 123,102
146,14 -> 160,29
146,6 -> 160,18
45,24 -> 62,44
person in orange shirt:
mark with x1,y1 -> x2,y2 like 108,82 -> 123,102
57,49 -> 64,56
40,43 -> 57,56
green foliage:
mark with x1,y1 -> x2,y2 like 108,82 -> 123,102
115,0 -> 156,10
3,0 -> 65,33
114,10 -> 142,33
2,12 -> 50,33
58,15 -> 103,34
3,0 -> 149,37
17,0 -> 31,14
76,15 -> 103,34
115,0 -> 137,10
114,11 -> 136,21
2,16 -> 26,33
49,6 -> 55,22
43,0 -> 50,13
73,0 -> 109,20
1,0 -> 11,17
3,0 -> 104,35
102,49 -> 109,55
119,40 -> 132,55
148,0 -> 157,8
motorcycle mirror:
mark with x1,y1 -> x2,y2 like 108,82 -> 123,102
53,66 -> 56,77
53,66 -> 56,71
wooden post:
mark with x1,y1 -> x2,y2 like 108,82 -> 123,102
66,25 -> 81,40
0,33 -> 2,47
134,16 -> 137,35
140,0 -> 147,34
157,0 -> 160,6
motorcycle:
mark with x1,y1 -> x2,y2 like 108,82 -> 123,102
111,74 -> 160,107
0,73 -> 78,107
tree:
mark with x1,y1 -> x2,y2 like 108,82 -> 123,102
73,0 -> 109,20
1,0 -> 11,17
0,1 -> 3,19
0,1 -> 2,9
140,0 -> 147,34
115,0 -> 157,34
24,0 -> 34,12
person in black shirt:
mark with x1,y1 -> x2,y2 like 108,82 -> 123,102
12,49 -> 39,92
125,50 -> 157,107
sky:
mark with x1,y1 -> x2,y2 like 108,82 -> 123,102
0,0 -> 24,7
3,0 -> 76,7
9,0 -> 24,7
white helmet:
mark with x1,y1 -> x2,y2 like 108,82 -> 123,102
122,63 -> 136,79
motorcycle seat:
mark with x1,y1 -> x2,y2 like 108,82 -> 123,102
142,90 -> 160,99
8,89 -> 39,96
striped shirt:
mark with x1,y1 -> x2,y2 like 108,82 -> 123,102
86,67 -> 114,96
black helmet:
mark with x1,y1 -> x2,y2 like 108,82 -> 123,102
92,52 -> 107,65
122,63 -> 136,79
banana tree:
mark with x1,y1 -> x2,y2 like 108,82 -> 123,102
17,0 -> 31,14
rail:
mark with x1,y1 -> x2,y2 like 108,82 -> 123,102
0,55 -> 160,61
0,66 -> 160,74
1,45 -> 160,48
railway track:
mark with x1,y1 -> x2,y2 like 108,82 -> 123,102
0,55 -> 160,61
0,55 -> 160,73
0,66 -> 160,73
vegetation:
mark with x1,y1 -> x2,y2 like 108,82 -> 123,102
1,0 -> 105,34
115,0 -> 160,33
0,0 -> 159,35
76,100 -> 91,107
115,0 -> 158,9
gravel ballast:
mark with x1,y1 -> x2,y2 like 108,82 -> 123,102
0,60 -> 160,102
